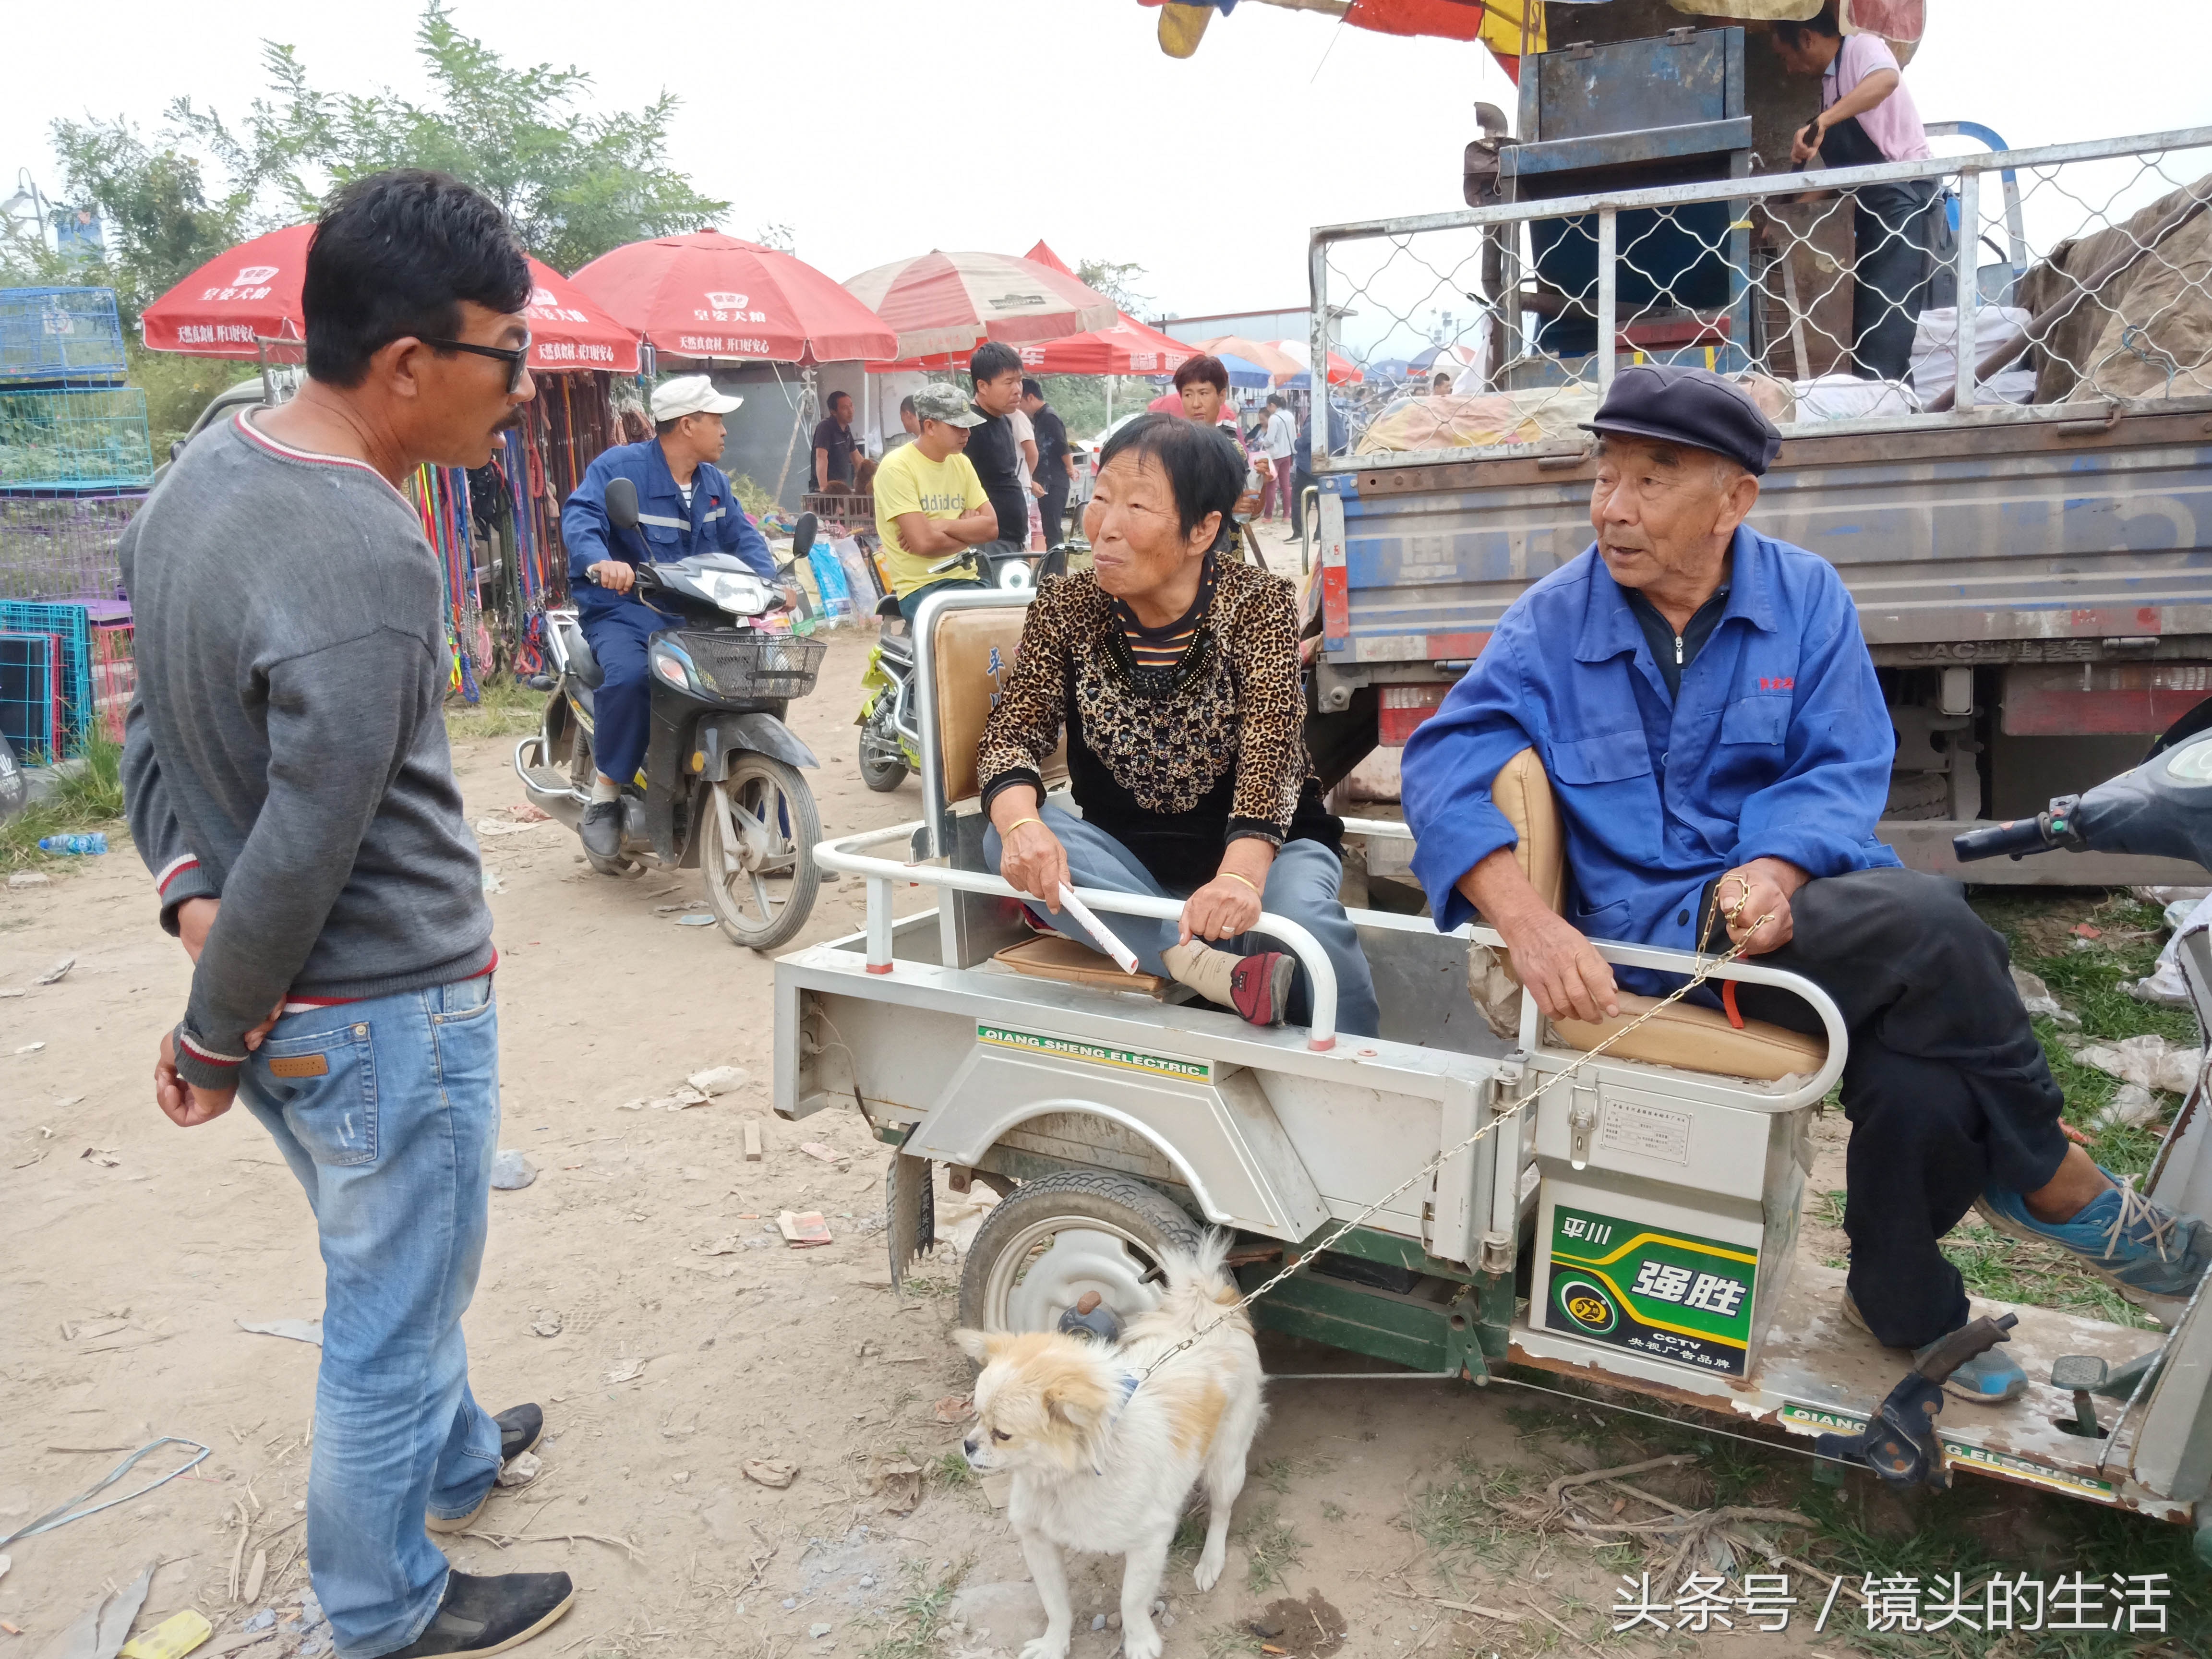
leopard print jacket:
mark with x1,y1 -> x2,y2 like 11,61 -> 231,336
976,561 -> 1311,844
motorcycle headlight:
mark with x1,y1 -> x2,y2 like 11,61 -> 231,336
697,570 -> 771,615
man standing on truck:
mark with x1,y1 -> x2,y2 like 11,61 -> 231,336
1400,364 -> 2212,1403
964,341 -> 1033,547
122,169 -> 576,1657
1773,4 -> 1939,383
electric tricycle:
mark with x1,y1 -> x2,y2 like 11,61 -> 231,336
773,588 -> 2212,1551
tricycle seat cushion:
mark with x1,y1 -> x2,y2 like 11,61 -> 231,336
1488,745 -> 1829,1081
992,933 -> 1170,996
1551,994 -> 1826,1082
928,601 -> 1067,806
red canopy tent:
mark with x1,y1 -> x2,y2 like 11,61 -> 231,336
569,231 -> 895,364
140,225 -> 642,373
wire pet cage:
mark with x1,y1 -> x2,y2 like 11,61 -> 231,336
0,492 -> 141,604
0,600 -> 95,759
0,387 -> 154,489
0,288 -> 129,387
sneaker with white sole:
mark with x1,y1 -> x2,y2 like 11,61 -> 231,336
1976,1170 -> 2212,1327
385,1569 -> 574,1657
1841,1291 -> 2026,1404
428,1404 -> 543,1534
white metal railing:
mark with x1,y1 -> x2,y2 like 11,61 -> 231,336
812,820 -> 1346,1050
1310,124 -> 2212,470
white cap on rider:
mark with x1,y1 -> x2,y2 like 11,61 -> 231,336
652,374 -> 743,421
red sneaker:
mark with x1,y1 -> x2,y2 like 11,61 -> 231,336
1227,951 -> 1297,1026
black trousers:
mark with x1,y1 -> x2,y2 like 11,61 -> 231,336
1721,868 -> 2069,1349
1850,179 -> 1940,383
1038,477 -> 1070,546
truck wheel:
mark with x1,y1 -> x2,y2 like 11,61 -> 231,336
700,755 -> 821,951
958,1169 -> 1203,1335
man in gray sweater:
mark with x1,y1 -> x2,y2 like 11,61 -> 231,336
122,171 -> 575,1658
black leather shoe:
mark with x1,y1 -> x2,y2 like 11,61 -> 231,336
428,1404 -> 545,1535
580,800 -> 623,859
385,1570 -> 574,1656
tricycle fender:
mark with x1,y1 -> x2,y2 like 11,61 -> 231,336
899,1042 -> 1331,1243
695,710 -> 819,776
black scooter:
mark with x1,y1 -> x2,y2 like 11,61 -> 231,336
1952,727 -> 2212,872
514,480 -> 826,951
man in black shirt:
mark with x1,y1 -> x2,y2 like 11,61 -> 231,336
1022,378 -> 1070,547
963,341 -> 1029,544
810,390 -> 859,493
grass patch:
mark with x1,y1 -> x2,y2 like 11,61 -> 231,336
445,674 -> 547,743
1260,1455 -> 1336,1494
865,1557 -> 970,1659
1198,1623 -> 1262,1659
2,727 -> 125,873
900,1276 -> 958,1300
929,1451 -> 975,1491
1237,1501 -> 1305,1594
1320,1501 -> 1344,1522
1945,1216 -> 2158,1330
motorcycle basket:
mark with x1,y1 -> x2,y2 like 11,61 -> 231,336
676,631 -> 826,700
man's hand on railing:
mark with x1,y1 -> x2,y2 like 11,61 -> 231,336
1495,907 -> 1622,1025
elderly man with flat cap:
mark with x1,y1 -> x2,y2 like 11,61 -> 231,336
1401,364 -> 2209,1401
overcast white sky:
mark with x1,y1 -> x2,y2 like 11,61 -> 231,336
5,0 -> 2207,330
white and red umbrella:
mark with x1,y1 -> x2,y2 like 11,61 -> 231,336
141,224 -> 641,373
1266,339 -> 1364,385
842,250 -> 1118,362
570,231 -> 895,364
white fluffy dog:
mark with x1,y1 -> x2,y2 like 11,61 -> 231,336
955,1235 -> 1265,1659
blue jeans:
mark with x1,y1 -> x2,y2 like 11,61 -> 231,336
985,804 -> 1382,1038
239,975 -> 504,1659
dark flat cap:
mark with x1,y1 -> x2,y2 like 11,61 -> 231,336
1579,363 -> 1782,475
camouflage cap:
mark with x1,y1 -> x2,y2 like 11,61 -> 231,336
912,383 -> 985,428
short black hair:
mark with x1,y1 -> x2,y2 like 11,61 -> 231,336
970,341 -> 1022,385
830,389 -> 853,410
1172,354 -> 1229,395
899,394 -> 916,416
1095,412 -> 1242,553
303,169 -> 530,388
656,417 -> 678,437
1264,394 -> 1284,410
1773,4 -> 1840,46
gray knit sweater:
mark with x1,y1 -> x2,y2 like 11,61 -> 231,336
120,411 -> 493,1089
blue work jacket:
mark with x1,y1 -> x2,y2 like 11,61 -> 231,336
1402,523 -> 1899,976
561,439 -> 775,624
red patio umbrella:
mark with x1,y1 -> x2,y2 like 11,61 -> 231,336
569,231 -> 895,364
141,225 -> 642,373
869,313 -> 1195,377
1194,335 -> 1303,383
1265,340 -> 1364,385
842,250 -> 1118,361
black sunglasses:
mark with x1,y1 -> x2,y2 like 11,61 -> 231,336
422,332 -> 532,393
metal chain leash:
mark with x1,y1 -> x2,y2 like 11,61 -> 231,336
1138,890 -> 1779,1382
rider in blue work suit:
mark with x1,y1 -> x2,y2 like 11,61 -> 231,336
561,374 -> 779,860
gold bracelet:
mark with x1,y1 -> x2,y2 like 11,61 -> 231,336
1004,817 -> 1043,837
1224,870 -> 1262,895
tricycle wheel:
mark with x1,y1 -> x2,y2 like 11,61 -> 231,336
958,1169 -> 1202,1336
858,699 -> 909,793
699,755 -> 821,951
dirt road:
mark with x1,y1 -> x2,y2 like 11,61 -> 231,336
0,625 -> 2192,1659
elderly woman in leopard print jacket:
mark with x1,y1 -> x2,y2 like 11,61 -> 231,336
975,412 -> 1380,1037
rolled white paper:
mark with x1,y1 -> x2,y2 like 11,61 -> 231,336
1058,884 -> 1142,975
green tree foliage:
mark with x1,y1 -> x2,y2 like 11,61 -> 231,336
1076,256 -> 1152,318
42,2 -> 727,323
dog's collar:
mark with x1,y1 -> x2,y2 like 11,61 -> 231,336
1090,1372 -> 1143,1477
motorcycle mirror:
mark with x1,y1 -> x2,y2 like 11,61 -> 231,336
604,476 -> 641,532
792,512 -> 818,561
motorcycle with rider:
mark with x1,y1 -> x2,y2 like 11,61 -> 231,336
516,374 -> 826,950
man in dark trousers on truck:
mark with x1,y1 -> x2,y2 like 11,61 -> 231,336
1401,365 -> 2212,1404
121,170 -> 575,1658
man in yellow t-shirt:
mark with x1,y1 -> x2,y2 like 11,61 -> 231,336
872,383 -> 1004,619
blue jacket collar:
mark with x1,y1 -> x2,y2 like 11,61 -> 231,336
1575,523 -> 1778,663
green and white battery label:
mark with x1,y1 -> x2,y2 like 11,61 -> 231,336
977,1024 -> 1213,1084
1544,1203 -> 1758,1376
